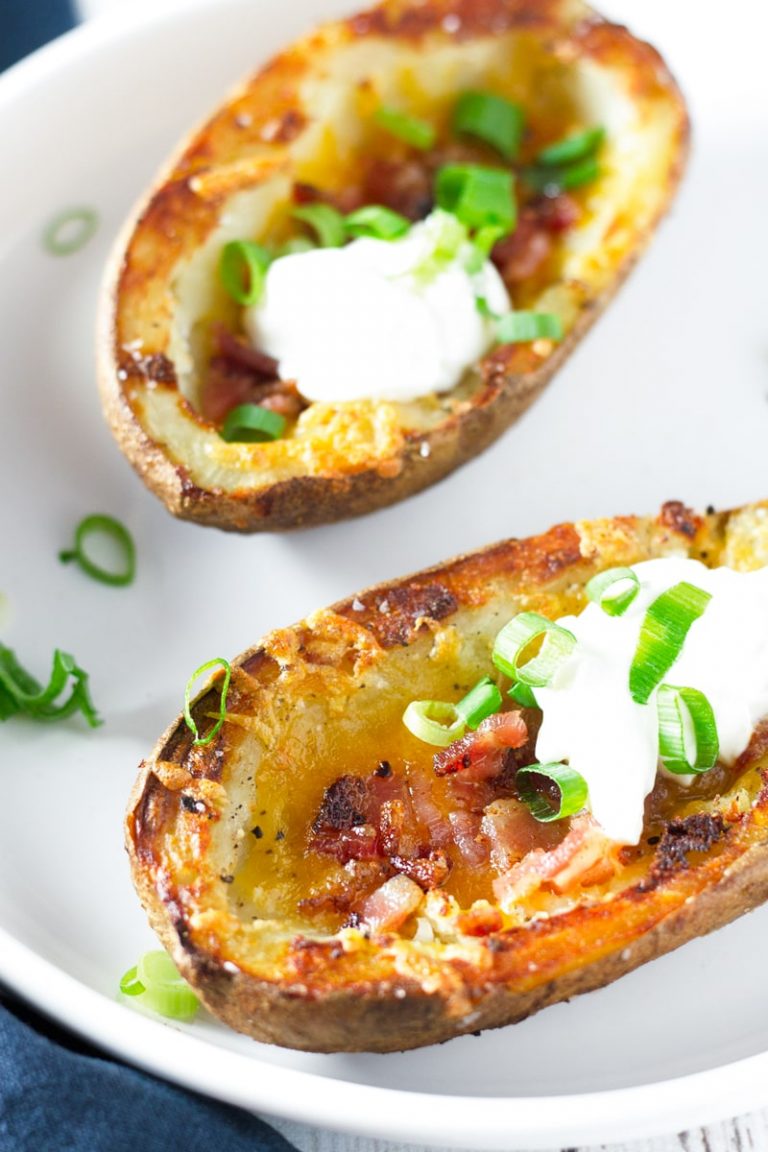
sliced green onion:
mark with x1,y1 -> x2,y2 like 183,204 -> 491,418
508,681 -> 538,708
119,951 -> 199,1021
43,207 -> 98,256
345,205 -> 411,240
184,658 -> 232,746
629,582 -> 712,705
374,105 -> 436,150
219,240 -> 271,305
0,644 -> 101,728
455,676 -> 502,730
119,966 -> 145,997
516,762 -> 589,822
586,567 -> 640,617
495,311 -> 563,344
537,126 -> 605,167
220,402 -> 286,444
220,403 -> 286,444
291,203 -> 348,248
276,235 -> 317,257
657,685 -> 719,775
403,699 -> 466,747
453,91 -> 525,160
59,514 -> 136,587
523,156 -> 600,194
435,164 -> 516,235
493,612 -> 576,687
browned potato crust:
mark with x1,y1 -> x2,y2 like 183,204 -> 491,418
99,0 -> 688,532
127,500 -> 768,1052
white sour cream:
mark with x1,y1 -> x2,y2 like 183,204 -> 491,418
534,559 -> 768,845
244,210 -> 511,404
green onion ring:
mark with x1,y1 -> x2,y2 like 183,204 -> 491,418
119,951 -> 200,1021
374,105 -> 436,150
59,514 -> 136,587
291,203 -> 348,248
220,404 -> 286,444
453,91 -> 525,160
657,684 -> 719,775
0,644 -> 101,728
629,582 -> 712,704
119,966 -> 146,997
523,156 -> 600,195
455,676 -> 502,730
184,658 -> 232,746
403,699 -> 466,747
507,681 -> 538,708
345,205 -> 411,240
586,567 -> 640,617
516,762 -> 589,823
493,612 -> 576,687
43,207 -> 98,256
494,311 -> 563,344
219,240 -> 271,305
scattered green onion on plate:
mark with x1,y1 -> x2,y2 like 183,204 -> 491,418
43,207 -> 99,256
0,644 -> 100,728
59,514 -> 136,588
120,950 -> 199,1021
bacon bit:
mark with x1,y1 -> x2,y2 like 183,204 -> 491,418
480,798 -> 563,872
389,850 -> 451,890
434,711 -> 528,780
445,776 -> 496,813
492,194 -> 579,284
298,859 -> 391,916
379,798 -> 423,860
456,904 -> 503,937
362,158 -> 433,220
310,823 -> 380,864
408,771 -> 452,848
357,874 -> 424,932
256,386 -> 306,420
214,323 -> 278,377
492,815 -> 618,905
448,810 -> 488,866
312,775 -> 367,832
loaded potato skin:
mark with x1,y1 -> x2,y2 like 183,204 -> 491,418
100,0 -> 688,532
126,501 -> 768,1052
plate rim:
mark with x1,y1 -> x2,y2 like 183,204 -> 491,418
1,2 -> 767,1146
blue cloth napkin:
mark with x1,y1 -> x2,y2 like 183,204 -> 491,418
0,0 -> 77,71
0,9 -> 299,1149
0,996 -> 297,1152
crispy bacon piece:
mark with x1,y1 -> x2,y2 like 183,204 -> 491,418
298,860 -> 391,916
312,775 -> 367,832
357,874 -> 424,932
407,772 -> 452,849
309,824 -> 380,864
434,711 -> 528,781
201,324 -> 307,424
492,193 -> 579,284
492,814 -> 619,905
214,323 -> 278,377
481,798 -> 563,872
362,158 -> 433,220
448,810 -> 488,866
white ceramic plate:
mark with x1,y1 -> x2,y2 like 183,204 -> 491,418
2,0 -> 768,1146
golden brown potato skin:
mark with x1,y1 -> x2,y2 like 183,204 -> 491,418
100,0 -> 689,532
127,500 -> 768,1052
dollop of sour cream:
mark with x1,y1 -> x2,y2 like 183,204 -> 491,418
244,210 -> 511,404
534,559 -> 768,845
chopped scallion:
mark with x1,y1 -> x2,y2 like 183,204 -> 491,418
494,311 -> 563,344
523,155 -> 600,194
220,403 -> 286,444
59,514 -> 136,587
43,207 -> 98,256
291,203 -> 348,248
374,105 -> 437,151
629,582 -> 712,705
585,567 -> 640,617
435,164 -> 516,235
0,644 -> 100,728
219,240 -> 271,305
508,681 -> 538,708
455,676 -> 502,730
493,612 -> 576,687
345,205 -> 411,240
403,699 -> 465,747
183,658 -> 232,746
119,951 -> 199,1021
657,684 -> 719,775
516,762 -> 589,822
537,126 -> 605,168
453,91 -> 524,159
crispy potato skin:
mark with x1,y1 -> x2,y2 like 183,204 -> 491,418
99,0 -> 689,532
127,501 -> 768,1052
